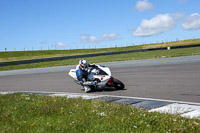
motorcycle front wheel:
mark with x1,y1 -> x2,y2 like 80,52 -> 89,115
113,78 -> 125,90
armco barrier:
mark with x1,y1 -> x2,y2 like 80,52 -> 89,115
0,44 -> 200,67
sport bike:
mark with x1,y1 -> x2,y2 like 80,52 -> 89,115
68,65 -> 125,91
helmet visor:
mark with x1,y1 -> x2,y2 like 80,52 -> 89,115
80,63 -> 88,71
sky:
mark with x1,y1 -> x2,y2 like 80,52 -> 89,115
0,0 -> 200,51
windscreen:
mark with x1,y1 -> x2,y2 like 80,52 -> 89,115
90,68 -> 108,75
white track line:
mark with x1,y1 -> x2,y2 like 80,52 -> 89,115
1,90 -> 200,106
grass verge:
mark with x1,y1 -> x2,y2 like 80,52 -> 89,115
0,47 -> 200,71
1,93 -> 200,132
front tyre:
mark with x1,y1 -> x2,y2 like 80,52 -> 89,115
113,78 -> 125,90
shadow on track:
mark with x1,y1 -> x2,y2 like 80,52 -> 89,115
81,87 -> 127,93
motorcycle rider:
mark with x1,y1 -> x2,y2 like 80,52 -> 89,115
76,59 -> 97,92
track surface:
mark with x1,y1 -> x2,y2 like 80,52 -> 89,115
0,55 -> 200,103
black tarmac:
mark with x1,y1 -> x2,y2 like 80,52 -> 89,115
0,55 -> 200,103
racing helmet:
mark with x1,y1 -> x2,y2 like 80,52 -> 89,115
79,59 -> 89,71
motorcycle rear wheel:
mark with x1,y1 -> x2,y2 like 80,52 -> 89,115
113,78 -> 125,90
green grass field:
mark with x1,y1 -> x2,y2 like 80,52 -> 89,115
0,45 -> 142,62
1,93 -> 200,133
0,46 -> 200,71
0,38 -> 200,62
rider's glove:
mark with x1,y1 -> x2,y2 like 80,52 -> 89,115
91,81 -> 97,86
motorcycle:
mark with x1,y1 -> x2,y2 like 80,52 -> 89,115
68,65 -> 125,91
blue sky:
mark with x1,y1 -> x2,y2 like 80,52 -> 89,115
0,0 -> 200,51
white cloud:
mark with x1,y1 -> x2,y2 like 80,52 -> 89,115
90,36 -> 99,43
135,0 -> 154,12
181,13 -> 200,30
133,14 -> 177,37
57,42 -> 67,47
80,33 -> 119,43
80,35 -> 99,43
102,33 -> 119,41
80,36 -> 88,43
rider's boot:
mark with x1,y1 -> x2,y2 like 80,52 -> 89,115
84,85 -> 91,93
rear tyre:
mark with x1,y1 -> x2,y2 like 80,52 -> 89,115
89,86 -> 96,91
113,78 -> 125,90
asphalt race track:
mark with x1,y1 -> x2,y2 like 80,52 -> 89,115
0,55 -> 200,103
